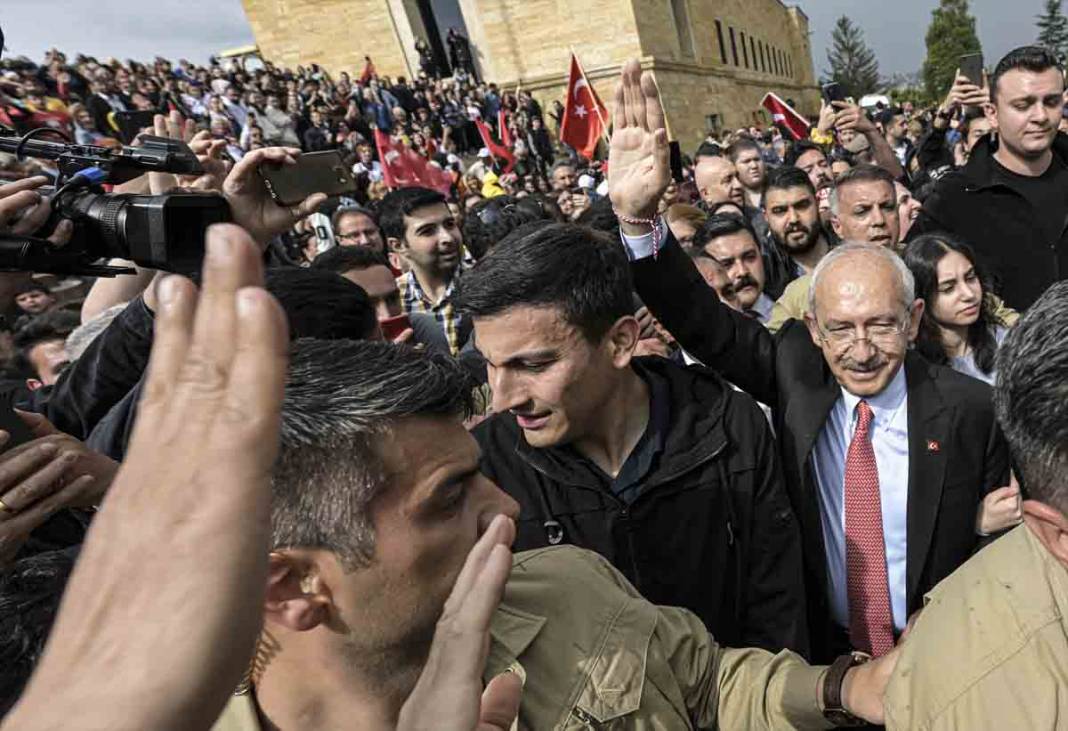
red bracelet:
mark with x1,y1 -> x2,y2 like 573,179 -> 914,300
613,209 -> 663,259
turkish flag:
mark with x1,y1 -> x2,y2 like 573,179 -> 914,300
374,129 -> 452,196
560,54 -> 607,160
761,92 -> 810,141
475,119 -> 516,173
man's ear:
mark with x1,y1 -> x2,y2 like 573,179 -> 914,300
607,315 -> 641,368
804,310 -> 824,350
387,235 -> 406,254
1024,500 -> 1068,568
830,214 -> 843,238
264,551 -> 333,632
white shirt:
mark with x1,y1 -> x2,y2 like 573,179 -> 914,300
811,365 -> 910,633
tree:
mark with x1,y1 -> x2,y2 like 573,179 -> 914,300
923,0 -> 983,100
824,16 -> 881,99
1036,0 -> 1068,61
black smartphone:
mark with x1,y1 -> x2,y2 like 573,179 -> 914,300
0,393 -> 34,454
111,109 -> 159,144
669,140 -> 683,183
821,82 -> 846,104
960,53 -> 984,87
258,150 -> 354,206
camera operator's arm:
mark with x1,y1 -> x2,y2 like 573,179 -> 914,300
222,147 -> 328,247
0,177 -> 74,312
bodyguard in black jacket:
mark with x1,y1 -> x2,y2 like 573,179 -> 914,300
459,222 -> 808,655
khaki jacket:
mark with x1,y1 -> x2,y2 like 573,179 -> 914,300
766,274 -> 1020,334
213,547 -> 830,730
885,524 -> 1068,730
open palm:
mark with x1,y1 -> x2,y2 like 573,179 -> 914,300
607,60 -> 671,220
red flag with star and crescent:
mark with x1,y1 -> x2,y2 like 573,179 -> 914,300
761,92 -> 810,141
560,54 -> 608,160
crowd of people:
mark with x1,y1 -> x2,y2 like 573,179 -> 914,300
1,31 -> 1068,730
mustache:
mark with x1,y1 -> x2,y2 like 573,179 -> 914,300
734,274 -> 759,289
840,354 -> 888,371
785,223 -> 811,235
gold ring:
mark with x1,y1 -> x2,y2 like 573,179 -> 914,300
0,497 -> 14,515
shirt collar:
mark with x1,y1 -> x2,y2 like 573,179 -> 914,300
748,292 -> 775,323
840,363 -> 907,423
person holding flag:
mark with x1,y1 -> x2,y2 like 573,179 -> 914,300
560,53 -> 609,160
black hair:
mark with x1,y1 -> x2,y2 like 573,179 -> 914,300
693,213 -> 757,249
574,197 -> 620,234
991,46 -> 1064,103
455,222 -> 633,342
783,139 -> 827,168
376,187 -> 447,242
694,141 -> 722,160
462,195 -> 553,260
726,137 -> 761,163
764,165 -> 816,199
904,233 -> 998,375
311,246 -> 390,274
0,546 -> 79,715
264,267 -> 377,341
13,282 -> 51,298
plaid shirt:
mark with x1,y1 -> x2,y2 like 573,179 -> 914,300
397,270 -> 466,355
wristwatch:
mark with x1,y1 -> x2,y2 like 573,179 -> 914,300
822,651 -> 871,726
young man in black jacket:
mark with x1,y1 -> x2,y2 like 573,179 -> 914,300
456,222 -> 808,656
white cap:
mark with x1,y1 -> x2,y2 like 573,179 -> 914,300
447,153 -> 461,165
478,147 -> 491,157
578,174 -> 595,189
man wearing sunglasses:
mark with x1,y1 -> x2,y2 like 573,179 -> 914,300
608,61 -> 1010,681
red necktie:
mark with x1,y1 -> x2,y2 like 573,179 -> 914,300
844,400 -> 895,656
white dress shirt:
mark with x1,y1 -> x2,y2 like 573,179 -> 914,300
811,365 -> 910,633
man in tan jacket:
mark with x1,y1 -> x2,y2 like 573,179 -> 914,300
212,336 -> 897,731
884,281 -> 1068,730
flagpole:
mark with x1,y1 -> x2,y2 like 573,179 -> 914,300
570,47 -> 612,151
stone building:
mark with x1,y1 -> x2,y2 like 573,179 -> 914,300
241,0 -> 818,151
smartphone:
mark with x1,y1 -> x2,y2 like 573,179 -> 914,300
259,150 -> 354,206
669,140 -> 683,183
821,83 -> 846,104
0,393 -> 35,455
960,53 -> 984,86
380,313 -> 412,341
111,109 -> 159,144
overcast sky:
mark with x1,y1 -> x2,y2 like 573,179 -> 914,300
0,0 -> 1046,78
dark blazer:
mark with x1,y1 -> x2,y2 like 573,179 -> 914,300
631,236 -> 1010,662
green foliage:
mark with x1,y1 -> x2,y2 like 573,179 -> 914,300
1036,0 -> 1068,61
824,16 -> 881,98
923,0 -> 983,100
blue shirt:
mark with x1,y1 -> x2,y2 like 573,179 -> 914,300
812,365 -> 910,633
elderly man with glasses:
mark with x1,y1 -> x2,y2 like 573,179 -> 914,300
607,60 -> 1011,681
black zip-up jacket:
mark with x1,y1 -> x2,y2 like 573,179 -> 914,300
909,132 -> 1068,310
473,356 -> 809,656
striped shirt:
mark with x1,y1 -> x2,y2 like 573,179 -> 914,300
397,270 -> 466,355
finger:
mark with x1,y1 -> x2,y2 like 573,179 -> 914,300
456,543 -> 513,634
1,474 -> 95,535
183,118 -> 197,143
0,190 -> 44,225
830,101 -> 848,110
293,192 -> 327,220
9,197 -> 52,235
0,442 -> 59,498
224,147 -> 286,193
0,176 -> 49,199
211,286 -> 288,468
153,113 -> 168,138
987,485 -> 1018,502
478,672 -> 523,731
136,274 -> 197,424
0,451 -> 76,513
612,78 -> 627,131
167,110 -> 184,140
46,219 -> 74,247
393,328 -> 415,344
14,409 -> 58,438
641,71 -> 665,137
444,514 -> 512,613
622,59 -> 642,129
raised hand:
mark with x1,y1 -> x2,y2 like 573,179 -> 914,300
942,72 -> 990,113
607,59 -> 671,225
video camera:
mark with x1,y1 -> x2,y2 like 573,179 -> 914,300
0,25 -> 231,277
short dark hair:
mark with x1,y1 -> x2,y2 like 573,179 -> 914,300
830,164 -> 896,214
994,281 -> 1068,510
377,187 -> 447,241
783,139 -> 827,168
12,310 -> 78,352
694,141 -> 722,160
764,165 -> 816,200
726,137 -> 761,163
331,204 -> 377,232
13,282 -> 51,298
264,267 -> 377,341
991,45 -> 1064,103
272,340 -> 476,568
455,222 -> 633,342
693,213 -> 757,250
462,195 -> 554,260
311,246 -> 390,274
0,547 -> 79,715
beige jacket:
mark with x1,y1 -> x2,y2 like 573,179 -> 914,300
214,546 -> 831,730
885,524 -> 1068,730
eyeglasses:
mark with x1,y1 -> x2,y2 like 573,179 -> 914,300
815,317 -> 909,351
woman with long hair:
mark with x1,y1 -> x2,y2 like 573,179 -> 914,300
904,232 -> 1010,386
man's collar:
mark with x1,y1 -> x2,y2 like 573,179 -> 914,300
840,363 -> 907,419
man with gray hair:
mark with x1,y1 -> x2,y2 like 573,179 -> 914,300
608,59 -> 1009,675
884,281 -> 1068,729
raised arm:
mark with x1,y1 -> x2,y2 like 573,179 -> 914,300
607,60 -> 780,407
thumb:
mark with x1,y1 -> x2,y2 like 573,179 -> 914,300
988,485 -> 1019,502
14,409 -> 58,437
653,128 -> 669,166
477,671 -> 523,731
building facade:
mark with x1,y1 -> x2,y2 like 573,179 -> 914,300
242,0 -> 818,152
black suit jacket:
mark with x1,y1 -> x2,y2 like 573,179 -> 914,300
632,236 -> 1010,662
